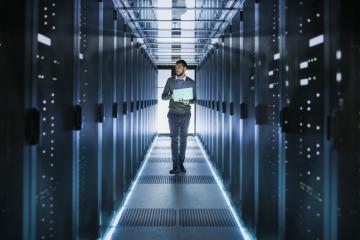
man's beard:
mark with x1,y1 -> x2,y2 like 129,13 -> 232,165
176,71 -> 185,77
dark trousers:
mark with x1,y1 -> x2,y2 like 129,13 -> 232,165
167,111 -> 191,166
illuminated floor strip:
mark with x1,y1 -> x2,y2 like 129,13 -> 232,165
102,136 -> 158,240
195,136 -> 255,240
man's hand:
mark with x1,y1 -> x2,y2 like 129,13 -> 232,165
178,98 -> 190,105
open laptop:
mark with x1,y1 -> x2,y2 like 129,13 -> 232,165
172,87 -> 193,101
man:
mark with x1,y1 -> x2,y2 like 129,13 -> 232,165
161,59 -> 197,174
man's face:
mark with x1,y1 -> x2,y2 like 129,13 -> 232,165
175,63 -> 186,76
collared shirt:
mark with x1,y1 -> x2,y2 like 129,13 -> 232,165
175,73 -> 186,81
161,75 -> 197,115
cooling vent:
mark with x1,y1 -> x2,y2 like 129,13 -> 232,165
179,209 -> 237,227
138,175 -> 215,184
148,157 -> 205,163
119,208 -> 177,227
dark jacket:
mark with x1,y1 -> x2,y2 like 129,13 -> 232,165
161,75 -> 197,115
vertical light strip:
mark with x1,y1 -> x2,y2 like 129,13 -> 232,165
195,136 -> 255,240
102,135 -> 158,240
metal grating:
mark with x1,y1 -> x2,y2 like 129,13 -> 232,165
151,152 -> 203,156
153,146 -> 200,150
119,208 -> 177,227
151,152 -> 204,158
148,157 -> 205,163
179,209 -> 237,227
138,175 -> 215,184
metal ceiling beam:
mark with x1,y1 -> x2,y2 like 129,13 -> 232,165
141,29 -> 217,32
149,50 -> 205,53
154,54 -> 203,56
146,42 -> 211,44
141,37 -> 215,39
131,19 -> 228,22
113,0 -> 156,64
117,7 -> 241,11
199,0 -> 245,64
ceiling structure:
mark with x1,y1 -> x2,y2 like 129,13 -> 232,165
113,0 -> 244,66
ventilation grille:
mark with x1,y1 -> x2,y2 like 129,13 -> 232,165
150,153 -> 204,158
179,209 -> 237,227
119,208 -> 177,227
148,157 -> 205,163
153,146 -> 200,150
138,175 -> 215,184
119,208 -> 237,227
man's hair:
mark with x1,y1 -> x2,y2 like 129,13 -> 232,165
175,59 -> 188,68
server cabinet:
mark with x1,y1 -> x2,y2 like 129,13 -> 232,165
210,50 -> 216,162
129,37 -> 135,179
240,0 -> 257,232
282,0 -> 326,238
215,44 -> 222,171
327,1 -> 360,239
32,0 -> 80,239
1,1 -> 158,239
256,0 -> 281,238
101,0 -> 116,233
78,0 -> 102,237
1,1 -> 36,238
0,0 -> 82,239
230,10 -> 242,209
223,25 -> 231,188
132,42 -> 138,174
124,30 -> 132,191
114,13 -> 126,210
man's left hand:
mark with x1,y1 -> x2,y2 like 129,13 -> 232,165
178,99 -> 190,105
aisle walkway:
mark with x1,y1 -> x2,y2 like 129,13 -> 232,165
106,135 -> 247,240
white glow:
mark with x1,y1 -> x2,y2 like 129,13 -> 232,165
273,53 -> 280,60
299,61 -> 309,69
195,136 -> 254,240
79,53 -> 83,60
37,33 -> 51,46
309,34 -> 324,47
268,71 -> 274,76
336,72 -> 342,82
102,136 -> 158,240
300,78 -> 309,86
336,50 -> 342,60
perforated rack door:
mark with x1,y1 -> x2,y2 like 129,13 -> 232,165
240,0 -> 257,232
114,7 -> 125,213
100,0 -> 116,232
326,1 -> 360,239
124,31 -> 132,191
1,1 -> 33,239
223,25 -> 231,187
34,0 -> 79,239
229,9 -> 242,213
255,0 -> 281,238
78,0 -> 102,237
283,0 -> 325,239
215,45 -> 222,171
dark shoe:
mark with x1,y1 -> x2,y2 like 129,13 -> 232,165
169,165 -> 181,174
179,163 -> 186,173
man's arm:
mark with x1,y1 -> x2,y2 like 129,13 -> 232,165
161,78 -> 173,100
189,81 -> 197,104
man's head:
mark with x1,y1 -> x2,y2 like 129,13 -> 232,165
175,59 -> 187,76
